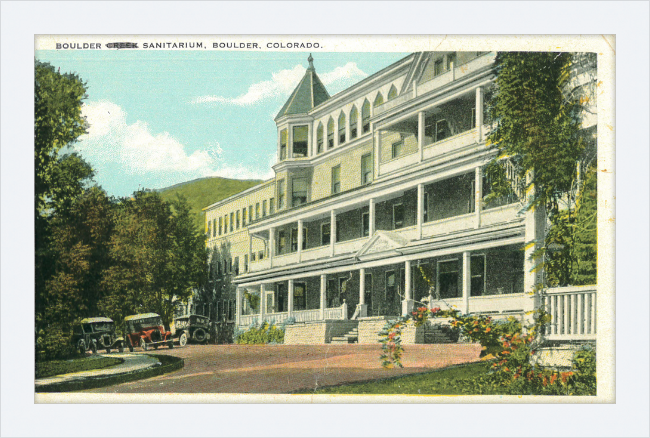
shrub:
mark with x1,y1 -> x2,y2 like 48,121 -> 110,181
235,321 -> 285,345
36,324 -> 78,362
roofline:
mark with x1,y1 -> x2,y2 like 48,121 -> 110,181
203,178 -> 276,212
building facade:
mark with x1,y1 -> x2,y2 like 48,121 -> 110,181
203,51 -> 597,344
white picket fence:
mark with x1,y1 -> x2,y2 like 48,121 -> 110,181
541,286 -> 597,341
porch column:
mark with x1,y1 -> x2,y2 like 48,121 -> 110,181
358,268 -> 368,318
259,283 -> 266,322
462,251 -> 471,314
235,287 -> 243,326
297,219 -> 304,262
418,111 -> 425,162
524,171 -> 546,315
269,227 -> 275,268
320,274 -> 326,320
368,198 -> 376,236
374,130 -> 381,178
287,279 -> 294,319
475,166 -> 483,228
402,261 -> 414,315
417,183 -> 424,240
476,86 -> 484,140
330,210 -> 337,257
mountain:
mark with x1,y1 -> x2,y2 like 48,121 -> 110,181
158,176 -> 263,231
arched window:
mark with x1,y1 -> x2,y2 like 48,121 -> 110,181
338,112 -> 346,145
361,99 -> 371,134
349,106 -> 358,140
327,117 -> 335,149
373,92 -> 384,108
388,85 -> 398,100
317,122 -> 324,154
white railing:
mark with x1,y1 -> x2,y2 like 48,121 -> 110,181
430,293 -> 533,316
293,309 -> 321,323
301,246 -> 330,262
249,258 -> 271,272
379,150 -> 420,174
324,306 -> 345,320
480,203 -> 522,227
335,237 -> 367,255
541,286 -> 597,341
238,304 -> 348,327
422,128 -> 480,161
421,213 -> 475,239
239,314 -> 258,326
374,90 -> 414,115
501,158 -> 526,200
273,252 -> 299,267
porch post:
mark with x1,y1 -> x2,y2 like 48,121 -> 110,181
330,210 -> 336,257
402,261 -> 414,316
235,287 -> 242,326
462,251 -> 471,314
476,86 -> 484,140
475,166 -> 483,228
297,219 -> 303,262
269,227 -> 276,268
259,283 -> 266,322
417,183 -> 424,239
358,268 -> 368,318
320,274 -> 326,320
368,198 -> 376,236
418,111 -> 425,162
524,171 -> 546,314
287,279 -> 294,319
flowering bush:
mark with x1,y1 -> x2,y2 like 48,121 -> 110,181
235,321 -> 284,345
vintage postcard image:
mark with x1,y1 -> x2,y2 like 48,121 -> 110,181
33,34 -> 615,403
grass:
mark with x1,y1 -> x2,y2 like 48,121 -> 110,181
35,356 -> 123,379
306,361 -> 493,395
158,176 -> 262,231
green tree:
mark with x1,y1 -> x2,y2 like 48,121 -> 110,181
571,164 -> 597,284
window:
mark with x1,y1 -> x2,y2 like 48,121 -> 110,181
228,300 -> 234,321
269,198 -> 275,214
291,228 -> 298,252
385,271 -> 396,301
292,125 -> 308,158
293,283 -> 306,311
317,123 -> 324,153
244,254 -> 248,273
339,277 -> 347,297
280,129 -> 288,160
471,254 -> 486,296
338,112 -> 346,144
277,284 -> 287,312
277,230 -> 286,254
393,203 -> 404,229
331,165 -> 341,194
213,219 -> 216,237
236,210 -> 240,229
223,215 -> 228,234
277,179 -> 285,209
438,259 -> 460,298
207,221 -> 212,238
364,273 -> 372,311
255,203 -> 260,220
362,99 -> 371,134
434,58 -> 444,76
258,250 -> 264,260
373,92 -> 384,107
216,259 -> 221,276
362,211 -> 370,237
248,206 -> 253,222
234,256 -> 239,275
251,252 -> 256,262
327,118 -> 335,149
321,223 -> 331,246
229,212 -> 234,232
228,257 -> 233,274
349,106 -> 358,140
446,52 -> 456,71
335,219 -> 341,243
327,278 -> 338,307
471,107 -> 476,129
219,217 -> 223,235
423,192 -> 429,222
388,85 -> 398,100
222,259 -> 227,275
424,114 -> 435,139
242,208 -> 247,226
391,140 -> 403,159
435,119 -> 449,142
361,153 -> 373,184
262,200 -> 267,217
292,177 -> 308,206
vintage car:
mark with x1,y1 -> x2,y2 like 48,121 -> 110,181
72,317 -> 125,355
124,313 -> 174,352
172,314 -> 211,346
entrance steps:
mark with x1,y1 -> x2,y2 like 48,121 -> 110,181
330,327 -> 359,344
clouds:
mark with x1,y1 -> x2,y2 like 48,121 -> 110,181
75,101 -> 274,195
192,62 -> 368,106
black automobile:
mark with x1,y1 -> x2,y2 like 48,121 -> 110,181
172,314 -> 211,346
72,317 -> 125,354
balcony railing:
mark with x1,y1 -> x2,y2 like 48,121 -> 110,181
430,292 -> 533,317
238,303 -> 347,327
541,286 -> 597,341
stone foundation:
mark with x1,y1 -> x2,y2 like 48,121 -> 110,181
358,316 -> 460,345
284,320 -> 358,345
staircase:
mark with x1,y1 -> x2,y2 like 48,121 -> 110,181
424,324 -> 458,344
330,327 -> 359,344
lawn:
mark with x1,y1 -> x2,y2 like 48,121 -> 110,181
308,361 -> 495,395
35,356 -> 123,379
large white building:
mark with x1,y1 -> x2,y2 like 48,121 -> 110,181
203,51 -> 597,344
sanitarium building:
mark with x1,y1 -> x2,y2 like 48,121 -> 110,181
203,52 -> 597,344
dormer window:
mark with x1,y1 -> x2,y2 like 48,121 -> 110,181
338,112 -> 346,145
362,100 -> 371,134
317,123 -> 324,154
350,106 -> 358,140
292,125 -> 308,158
327,118 -> 335,149
280,129 -> 288,160
388,85 -> 398,100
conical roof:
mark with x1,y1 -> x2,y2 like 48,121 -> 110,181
275,54 -> 330,120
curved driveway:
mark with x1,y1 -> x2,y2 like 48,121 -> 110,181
85,344 -> 482,394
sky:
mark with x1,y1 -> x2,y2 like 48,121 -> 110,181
35,50 -> 408,197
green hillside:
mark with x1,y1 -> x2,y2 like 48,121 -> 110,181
158,177 -> 263,231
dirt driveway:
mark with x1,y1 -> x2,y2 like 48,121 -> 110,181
85,343 -> 482,394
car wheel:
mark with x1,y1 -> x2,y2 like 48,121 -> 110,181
90,342 -> 97,354
78,341 -> 86,356
193,329 -> 206,343
153,344 -> 159,350
118,342 -> 124,353
141,339 -> 148,351
179,332 -> 188,347
127,339 -> 134,352
106,347 -> 111,354
168,341 -> 174,349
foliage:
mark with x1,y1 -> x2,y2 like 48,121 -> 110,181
35,356 -> 122,379
35,325 -> 78,361
235,321 -> 285,345
571,165 -> 597,284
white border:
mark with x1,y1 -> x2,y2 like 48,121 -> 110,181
2,1 -> 649,438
